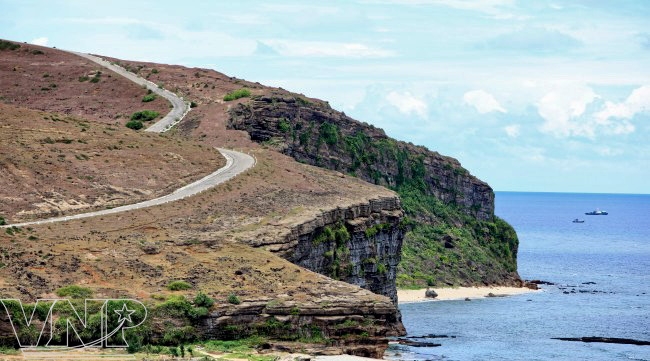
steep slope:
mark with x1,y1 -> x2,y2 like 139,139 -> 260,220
228,93 -> 521,287
0,40 -> 406,356
106,54 -> 521,288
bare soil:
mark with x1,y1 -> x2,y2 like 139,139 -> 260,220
0,41 -> 169,124
0,42 -> 397,307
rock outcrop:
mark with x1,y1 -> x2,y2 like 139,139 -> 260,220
228,94 -> 494,221
197,294 -> 405,358
244,197 -> 404,305
228,93 -> 521,288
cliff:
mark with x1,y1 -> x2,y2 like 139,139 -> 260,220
243,196 -> 404,304
229,93 -> 521,287
229,95 -> 493,221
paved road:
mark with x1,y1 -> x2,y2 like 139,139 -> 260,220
1,52 -> 255,228
70,51 -> 189,132
2,149 -> 254,228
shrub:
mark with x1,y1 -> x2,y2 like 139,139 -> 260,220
223,88 -> 251,101
78,76 -> 89,82
278,119 -> 291,133
167,280 -> 192,291
0,216 -> 5,226
130,110 -> 160,122
227,293 -> 241,305
151,68 -> 159,74
319,122 -> 339,145
89,75 -> 100,83
188,306 -> 208,319
190,101 -> 198,108
142,93 -> 156,102
55,285 -> 93,299
194,292 -> 215,308
125,120 -> 144,130
0,40 -> 20,51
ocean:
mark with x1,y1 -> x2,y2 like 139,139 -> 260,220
389,192 -> 650,361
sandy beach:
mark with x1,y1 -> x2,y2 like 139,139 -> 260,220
397,286 -> 539,303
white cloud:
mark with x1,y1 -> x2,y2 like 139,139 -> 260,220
504,124 -> 520,138
463,89 -> 507,114
30,37 -> 48,46
595,85 -> 650,124
537,85 -> 599,137
537,85 -> 648,138
385,91 -> 428,118
263,40 -> 394,58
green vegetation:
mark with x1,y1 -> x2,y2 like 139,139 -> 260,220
130,110 -> 160,122
190,101 -> 198,108
227,293 -> 241,305
278,118 -> 291,133
194,292 -> 215,308
241,97 -> 520,287
142,93 -> 156,102
223,88 -> 251,101
78,75 -> 89,82
319,122 -> 339,145
396,183 -> 518,287
167,280 -> 192,291
0,216 -> 5,226
89,72 -> 101,83
125,120 -> 144,130
55,285 -> 93,299
0,40 -> 20,51
311,222 -> 352,279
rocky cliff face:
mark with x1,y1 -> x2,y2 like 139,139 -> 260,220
197,293 -> 404,358
228,95 -> 494,221
228,93 -> 521,288
244,197 -> 404,304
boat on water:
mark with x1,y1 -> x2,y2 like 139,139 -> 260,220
573,219 -> 585,223
585,209 -> 608,215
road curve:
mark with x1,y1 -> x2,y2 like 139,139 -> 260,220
69,51 -> 189,132
2,149 -> 254,228
0,52 -> 256,228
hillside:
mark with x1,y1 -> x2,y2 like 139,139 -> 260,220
228,94 -> 521,287
0,103 -> 223,222
0,41 -> 169,124
0,40 -> 406,357
103,56 -> 521,288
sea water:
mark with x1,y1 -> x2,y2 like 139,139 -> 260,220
389,192 -> 650,361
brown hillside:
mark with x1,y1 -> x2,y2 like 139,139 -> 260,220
0,103 -> 224,222
0,44 -> 405,355
0,40 -> 168,124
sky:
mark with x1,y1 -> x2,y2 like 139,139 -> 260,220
1,0 -> 649,194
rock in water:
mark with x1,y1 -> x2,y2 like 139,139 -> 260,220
425,288 -> 438,298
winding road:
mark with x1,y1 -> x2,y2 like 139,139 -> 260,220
1,52 -> 255,228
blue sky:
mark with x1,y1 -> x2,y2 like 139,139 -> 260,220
1,0 -> 649,194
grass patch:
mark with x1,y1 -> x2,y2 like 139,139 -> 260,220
167,280 -> 192,291
125,120 -> 144,130
142,93 -> 157,102
0,40 -> 20,51
223,88 -> 251,101
55,285 -> 93,299
227,293 -> 241,305
131,110 -> 160,122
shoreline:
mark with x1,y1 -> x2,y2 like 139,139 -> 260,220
397,286 -> 539,304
